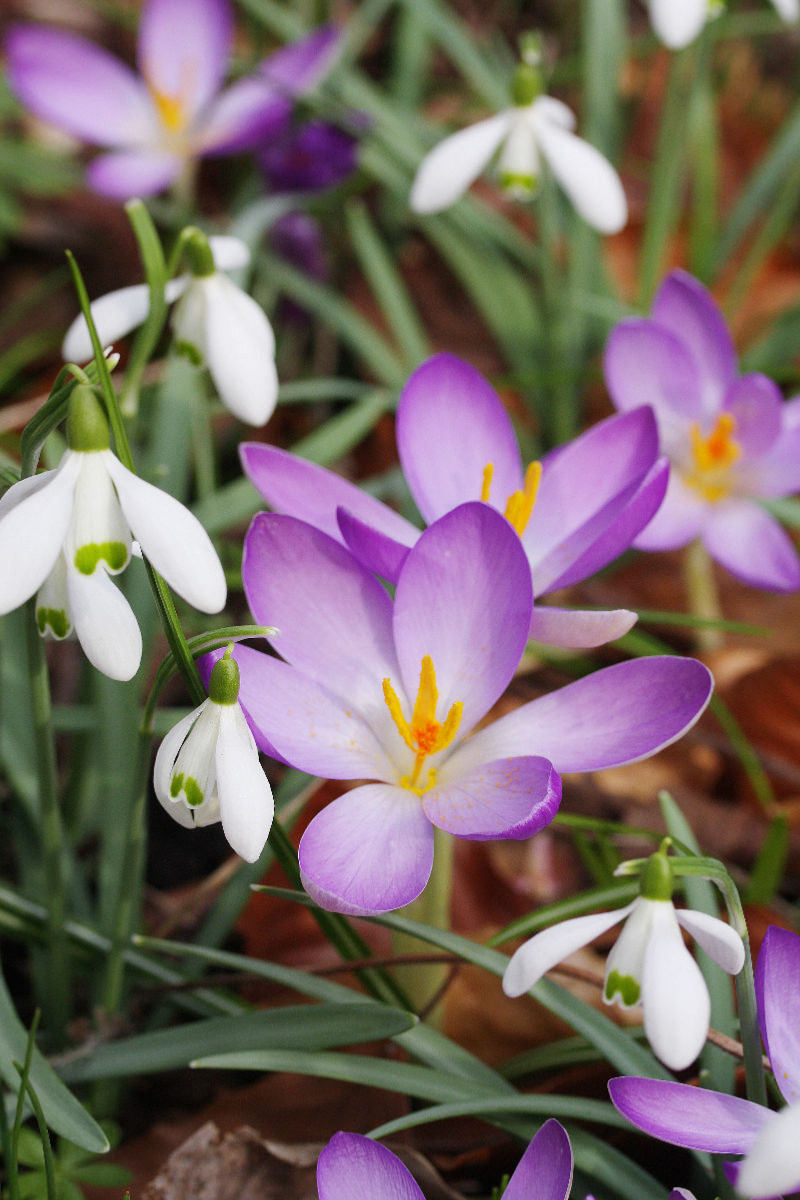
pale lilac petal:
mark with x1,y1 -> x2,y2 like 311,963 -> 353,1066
649,0 -> 708,47
527,606 -> 637,649
723,375 -> 783,457
502,906 -> 633,999
5,25 -> 155,147
633,471 -> 707,552
742,422 -> 800,498
675,909 -> 745,976
702,501 -> 800,592
641,902 -> 710,1070
756,926 -> 800,1104
240,443 -> 418,549
608,1077 -> 772,1153
531,101 -> 627,234
298,784 -> 434,915
336,508 -> 412,585
138,0 -> 232,120
215,705 -> 273,861
737,1105 -> 800,1199
396,354 -> 523,523
0,456 -> 80,613
604,320 -> 703,423
503,1120 -> 573,1200
424,756 -> 560,840
66,564 -> 142,681
393,504 -> 532,732
410,112 -> 514,214
260,26 -> 341,95
317,1132 -> 424,1200
651,270 -> 736,414
86,149 -> 184,199
451,656 -> 713,776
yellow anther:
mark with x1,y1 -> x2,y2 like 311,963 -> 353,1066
382,678 -> 415,752
480,462 -> 494,503
151,88 -> 187,134
686,413 -> 741,502
382,655 -> 464,790
503,460 -> 542,536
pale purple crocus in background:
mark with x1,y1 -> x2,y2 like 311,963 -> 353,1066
648,0 -> 799,50
241,353 -> 669,649
605,269 -> 800,592
610,926 -> 800,1198
5,0 -> 339,198
202,501 -> 712,915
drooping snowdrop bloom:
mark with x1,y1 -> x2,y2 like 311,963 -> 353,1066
410,61 -> 627,233
63,233 -> 278,426
648,0 -> 798,50
503,849 -> 744,1071
203,502 -> 712,916
5,0 -> 340,199
155,649 -> 273,861
605,269 -> 800,592
241,353 -> 669,649
0,386 -> 225,679
610,926 -> 800,1198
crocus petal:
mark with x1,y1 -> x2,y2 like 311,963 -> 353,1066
702,501 -> 800,592
641,902 -> 710,1070
503,1120 -> 573,1200
215,705 -> 273,861
260,25 -> 341,95
410,112 -> 514,214
744,423 -> 800,498
453,656 -> 713,776
424,756 -> 560,841
756,927 -> 800,1104
66,565 -> 142,681
632,471 -> 706,552
5,25 -> 156,147
86,149 -> 184,199
298,784 -> 434,916
317,1132 -> 425,1200
608,1076 -> 772,1154
393,503 -> 532,732
723,374 -> 783,457
153,706 -> 202,823
198,80 -> 291,155
137,0 -> 232,122
531,100 -> 627,234
648,0 -> 708,48
396,353 -> 523,522
0,456 -> 81,614
336,508 -> 411,585
240,442 -> 418,550
737,1104 -> 800,1199
675,908 -> 745,976
502,906 -> 634,999
650,270 -> 737,412
527,606 -> 637,649
604,321 -> 704,425
103,454 -> 226,612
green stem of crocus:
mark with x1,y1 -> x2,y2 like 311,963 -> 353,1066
684,538 -> 723,652
392,825 -> 454,1023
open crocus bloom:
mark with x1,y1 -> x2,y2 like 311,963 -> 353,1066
155,652 -> 273,861
318,1122 -> 573,1200
242,353 -> 669,649
503,890 -> 745,1071
605,269 -> 800,592
205,501 -> 712,915
62,236 -> 277,427
0,387 -> 225,680
648,0 -> 798,49
5,0 -> 339,198
610,926 -> 800,1198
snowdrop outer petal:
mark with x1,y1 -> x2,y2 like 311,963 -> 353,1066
641,902 -> 710,1070
410,112 -> 514,214
86,149 -> 185,199
137,0 -> 233,122
317,1132 -> 425,1200
736,1104 -> 800,1199
503,1120 -> 573,1200
208,236 -> 251,272
649,0 -> 708,49
674,908 -> 745,975
154,706 -> 204,814
527,606 -> 637,649
531,100 -> 627,234
0,455 -> 81,614
771,0 -> 800,19
66,564 -> 142,681
103,453 -> 226,612
756,926 -> 800,1104
608,1076 -> 772,1154
199,275 -> 279,425
215,705 -> 273,861
62,277 -> 188,363
502,905 -> 634,999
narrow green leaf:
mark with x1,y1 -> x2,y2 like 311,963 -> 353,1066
743,815 -> 789,906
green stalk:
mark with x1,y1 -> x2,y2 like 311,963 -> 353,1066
119,200 -> 169,418
392,826 -> 453,1021
683,538 -> 723,652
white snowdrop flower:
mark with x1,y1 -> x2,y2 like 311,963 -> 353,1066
502,850 -> 745,1071
62,232 -> 278,427
154,650 -> 274,862
649,0 -> 798,50
410,63 -> 627,234
0,385 -> 226,680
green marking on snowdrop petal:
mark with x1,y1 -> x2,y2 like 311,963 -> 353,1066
74,541 -> 127,575
605,970 -> 640,1007
500,171 -> 538,196
171,773 -> 204,807
175,340 -> 204,367
36,608 -> 69,639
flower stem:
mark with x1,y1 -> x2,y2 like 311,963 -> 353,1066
684,538 -> 723,651
393,826 -> 454,1024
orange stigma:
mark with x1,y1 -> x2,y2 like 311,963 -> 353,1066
480,460 -> 541,536
382,655 -> 463,791
686,412 -> 741,501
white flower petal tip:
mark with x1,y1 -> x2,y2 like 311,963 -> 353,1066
675,908 -> 745,975
736,1104 -> 800,1198
502,906 -> 634,999
66,564 -> 143,681
409,112 -> 514,213
216,707 -> 274,861
648,0 -> 709,48
531,99 -> 627,234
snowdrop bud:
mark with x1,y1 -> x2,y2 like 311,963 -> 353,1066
66,386 -> 110,453
639,848 -> 673,901
511,62 -> 543,106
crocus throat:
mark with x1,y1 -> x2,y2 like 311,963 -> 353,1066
685,412 -> 741,502
382,655 -> 463,793
481,460 -> 542,536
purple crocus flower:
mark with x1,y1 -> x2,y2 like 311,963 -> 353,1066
609,926 -> 800,1199
260,118 -> 358,193
241,353 -> 669,650
605,269 -> 800,592
210,501 -> 712,916
5,0 -> 339,198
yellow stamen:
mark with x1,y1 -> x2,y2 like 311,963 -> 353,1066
503,460 -> 542,536
685,413 -> 741,502
383,655 -> 463,789
480,462 -> 494,503
151,88 -> 187,134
